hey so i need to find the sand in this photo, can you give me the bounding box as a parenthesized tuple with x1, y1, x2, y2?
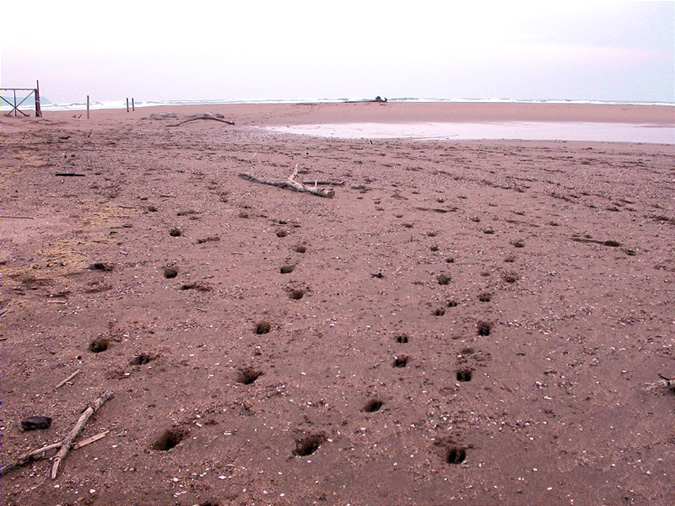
(1, 102, 674, 505)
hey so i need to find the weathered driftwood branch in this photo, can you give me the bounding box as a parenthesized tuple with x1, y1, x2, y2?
(72, 430, 110, 449)
(50, 391, 114, 479)
(0, 442, 62, 476)
(54, 369, 81, 390)
(301, 180, 345, 186)
(0, 430, 109, 477)
(239, 164, 335, 198)
(168, 114, 235, 127)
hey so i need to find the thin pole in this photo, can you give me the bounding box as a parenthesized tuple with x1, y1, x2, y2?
(86, 95, 90, 119)
(126, 97, 129, 112)
(35, 80, 42, 118)
(131, 98, 135, 112)
(13, 89, 17, 117)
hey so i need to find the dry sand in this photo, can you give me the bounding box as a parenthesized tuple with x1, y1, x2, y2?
(1, 102, 674, 505)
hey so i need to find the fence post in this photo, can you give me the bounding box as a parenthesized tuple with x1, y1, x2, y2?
(87, 95, 90, 119)
(35, 80, 42, 118)
(13, 89, 17, 117)
(126, 98, 129, 112)
(131, 98, 135, 112)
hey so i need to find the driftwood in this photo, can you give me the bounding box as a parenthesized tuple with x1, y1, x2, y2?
(51, 390, 114, 479)
(301, 180, 345, 186)
(239, 165, 335, 198)
(54, 173, 85, 177)
(54, 369, 81, 390)
(1, 441, 62, 476)
(72, 430, 110, 449)
(168, 114, 235, 127)
(0, 430, 109, 477)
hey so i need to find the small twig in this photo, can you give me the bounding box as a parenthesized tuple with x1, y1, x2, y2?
(0, 215, 34, 220)
(54, 369, 81, 390)
(54, 173, 85, 177)
(51, 391, 114, 479)
(73, 430, 109, 449)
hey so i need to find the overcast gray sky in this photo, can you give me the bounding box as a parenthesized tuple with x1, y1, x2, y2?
(1, 1, 673, 103)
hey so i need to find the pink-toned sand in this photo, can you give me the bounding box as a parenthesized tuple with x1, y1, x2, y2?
(1, 102, 674, 506)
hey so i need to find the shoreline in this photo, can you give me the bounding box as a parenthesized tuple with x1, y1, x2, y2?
(6, 101, 674, 127)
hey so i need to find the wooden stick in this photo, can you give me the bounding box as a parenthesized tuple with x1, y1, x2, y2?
(301, 180, 345, 186)
(168, 114, 235, 127)
(73, 430, 109, 449)
(50, 391, 114, 479)
(239, 164, 335, 198)
(0, 442, 62, 476)
(54, 369, 80, 390)
(35, 80, 42, 118)
(0, 215, 34, 219)
(0, 431, 109, 477)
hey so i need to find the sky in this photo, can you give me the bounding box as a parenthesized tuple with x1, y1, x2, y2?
(1, 0, 673, 103)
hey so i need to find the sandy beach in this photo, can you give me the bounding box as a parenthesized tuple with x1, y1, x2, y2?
(1, 102, 674, 505)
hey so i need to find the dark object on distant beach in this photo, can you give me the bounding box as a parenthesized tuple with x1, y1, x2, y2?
(374, 96, 388, 103)
(169, 228, 182, 237)
(21, 416, 52, 431)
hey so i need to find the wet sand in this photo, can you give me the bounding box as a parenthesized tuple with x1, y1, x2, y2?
(1, 102, 674, 505)
(268, 121, 675, 144)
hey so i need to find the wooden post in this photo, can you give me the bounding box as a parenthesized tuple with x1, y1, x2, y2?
(13, 89, 17, 117)
(131, 98, 135, 112)
(35, 80, 42, 118)
(86, 95, 90, 119)
(126, 98, 129, 112)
